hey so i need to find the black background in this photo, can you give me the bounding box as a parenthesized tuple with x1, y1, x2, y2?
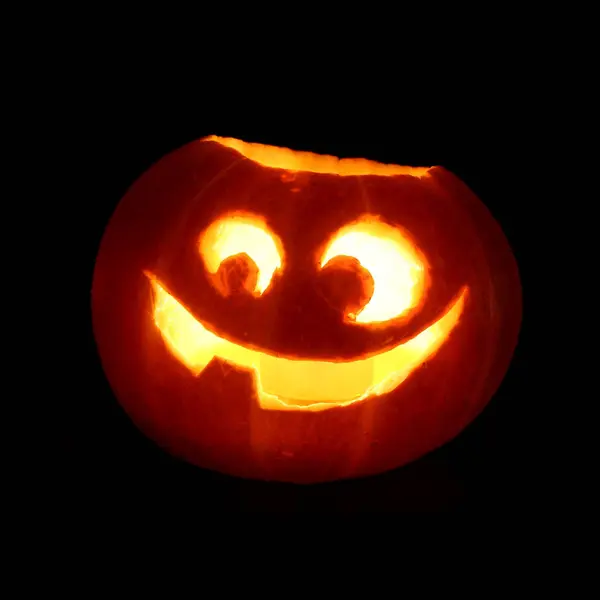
(61, 89, 535, 514)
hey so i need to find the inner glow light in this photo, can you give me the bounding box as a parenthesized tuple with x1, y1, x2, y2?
(147, 275, 467, 412)
(199, 214, 283, 295)
(321, 218, 426, 323)
(204, 136, 432, 177)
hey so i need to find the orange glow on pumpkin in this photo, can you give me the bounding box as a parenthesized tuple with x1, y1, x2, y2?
(92, 133, 522, 483)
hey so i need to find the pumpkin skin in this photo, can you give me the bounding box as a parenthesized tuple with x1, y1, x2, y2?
(91, 136, 521, 483)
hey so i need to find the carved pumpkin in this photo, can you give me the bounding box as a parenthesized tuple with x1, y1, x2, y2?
(92, 136, 521, 483)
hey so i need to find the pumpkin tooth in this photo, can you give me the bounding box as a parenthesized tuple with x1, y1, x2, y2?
(257, 354, 374, 405)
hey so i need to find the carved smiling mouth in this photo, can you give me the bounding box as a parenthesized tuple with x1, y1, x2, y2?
(147, 274, 468, 412)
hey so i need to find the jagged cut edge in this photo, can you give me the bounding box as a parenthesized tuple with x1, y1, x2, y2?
(204, 135, 432, 177)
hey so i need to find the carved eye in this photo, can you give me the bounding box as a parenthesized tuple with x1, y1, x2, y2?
(319, 217, 427, 323)
(199, 213, 284, 297)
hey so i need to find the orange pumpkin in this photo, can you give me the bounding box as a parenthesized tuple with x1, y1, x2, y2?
(91, 136, 521, 483)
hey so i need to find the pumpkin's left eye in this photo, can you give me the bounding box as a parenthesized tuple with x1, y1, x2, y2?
(199, 213, 284, 297)
(319, 218, 427, 323)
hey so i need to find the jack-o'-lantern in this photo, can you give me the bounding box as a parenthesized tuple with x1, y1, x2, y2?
(92, 136, 521, 483)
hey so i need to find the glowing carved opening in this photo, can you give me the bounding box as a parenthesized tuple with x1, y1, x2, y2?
(148, 275, 467, 411)
(204, 136, 431, 177)
(199, 213, 283, 295)
(320, 218, 427, 323)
